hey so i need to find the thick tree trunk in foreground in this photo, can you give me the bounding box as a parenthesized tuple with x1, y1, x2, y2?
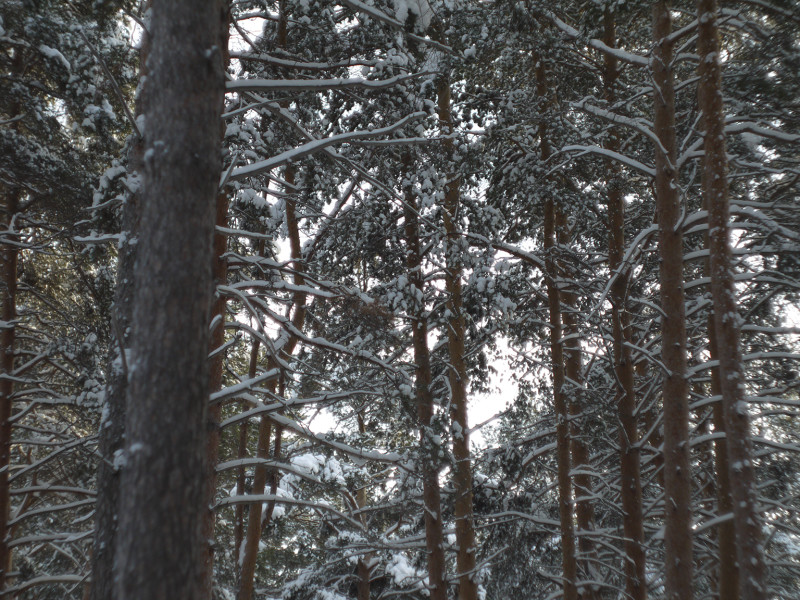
(697, 1, 768, 597)
(603, 9, 647, 600)
(536, 58, 578, 600)
(652, 4, 694, 600)
(0, 188, 19, 591)
(114, 1, 225, 598)
(402, 159, 447, 600)
(436, 70, 479, 600)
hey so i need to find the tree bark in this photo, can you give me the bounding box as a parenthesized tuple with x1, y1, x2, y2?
(652, 3, 694, 599)
(114, 0, 225, 598)
(436, 69, 479, 600)
(603, 9, 647, 600)
(536, 58, 578, 600)
(90, 8, 149, 595)
(697, 1, 767, 597)
(402, 155, 447, 600)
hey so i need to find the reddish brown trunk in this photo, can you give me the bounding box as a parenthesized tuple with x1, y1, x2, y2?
(652, 3, 694, 599)
(238, 165, 307, 600)
(402, 155, 447, 600)
(603, 9, 647, 600)
(436, 70, 479, 600)
(536, 59, 578, 600)
(697, 1, 767, 597)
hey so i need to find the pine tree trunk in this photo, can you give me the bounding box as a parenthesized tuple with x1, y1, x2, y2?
(536, 58, 578, 600)
(436, 69, 479, 600)
(402, 156, 447, 600)
(0, 187, 20, 591)
(238, 166, 305, 600)
(90, 8, 151, 596)
(697, 1, 767, 597)
(558, 215, 596, 600)
(114, 0, 225, 597)
(603, 9, 647, 600)
(652, 3, 694, 599)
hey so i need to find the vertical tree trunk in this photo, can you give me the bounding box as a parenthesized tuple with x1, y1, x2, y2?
(603, 8, 647, 600)
(238, 165, 306, 600)
(558, 214, 596, 600)
(355, 414, 372, 600)
(402, 155, 447, 600)
(90, 9, 151, 595)
(436, 69, 479, 600)
(652, 3, 694, 600)
(0, 187, 20, 591)
(697, 1, 767, 597)
(114, 0, 225, 598)
(536, 58, 578, 600)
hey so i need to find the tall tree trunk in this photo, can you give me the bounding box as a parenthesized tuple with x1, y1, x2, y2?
(0, 187, 20, 591)
(603, 8, 647, 600)
(652, 4, 694, 600)
(402, 155, 447, 600)
(355, 414, 372, 600)
(201, 6, 231, 593)
(90, 9, 150, 596)
(697, 1, 767, 597)
(114, 0, 225, 597)
(238, 165, 306, 600)
(558, 215, 596, 600)
(536, 59, 578, 600)
(436, 69, 479, 600)
(707, 316, 738, 600)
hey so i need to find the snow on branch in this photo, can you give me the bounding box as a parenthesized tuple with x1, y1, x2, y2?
(557, 145, 656, 178)
(228, 112, 428, 182)
(226, 72, 430, 93)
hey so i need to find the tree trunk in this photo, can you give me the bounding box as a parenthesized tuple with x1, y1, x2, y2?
(697, 1, 767, 597)
(238, 165, 306, 600)
(0, 187, 20, 591)
(536, 58, 578, 600)
(402, 155, 447, 600)
(558, 214, 596, 600)
(436, 69, 479, 600)
(90, 8, 150, 595)
(603, 8, 647, 600)
(113, 0, 225, 597)
(652, 3, 694, 599)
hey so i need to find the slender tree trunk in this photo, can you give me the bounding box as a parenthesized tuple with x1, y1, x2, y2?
(558, 215, 596, 600)
(114, 0, 225, 598)
(652, 4, 694, 599)
(90, 9, 151, 596)
(355, 414, 372, 600)
(238, 165, 306, 600)
(707, 316, 738, 600)
(436, 69, 479, 600)
(535, 58, 578, 600)
(402, 156, 447, 600)
(0, 188, 20, 591)
(697, 2, 767, 597)
(603, 9, 647, 600)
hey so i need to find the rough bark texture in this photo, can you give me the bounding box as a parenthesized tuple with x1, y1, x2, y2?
(90, 8, 152, 596)
(697, 1, 768, 597)
(402, 159, 447, 600)
(603, 9, 647, 600)
(652, 4, 694, 600)
(436, 70, 479, 600)
(114, 1, 225, 598)
(0, 188, 19, 590)
(537, 59, 578, 600)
